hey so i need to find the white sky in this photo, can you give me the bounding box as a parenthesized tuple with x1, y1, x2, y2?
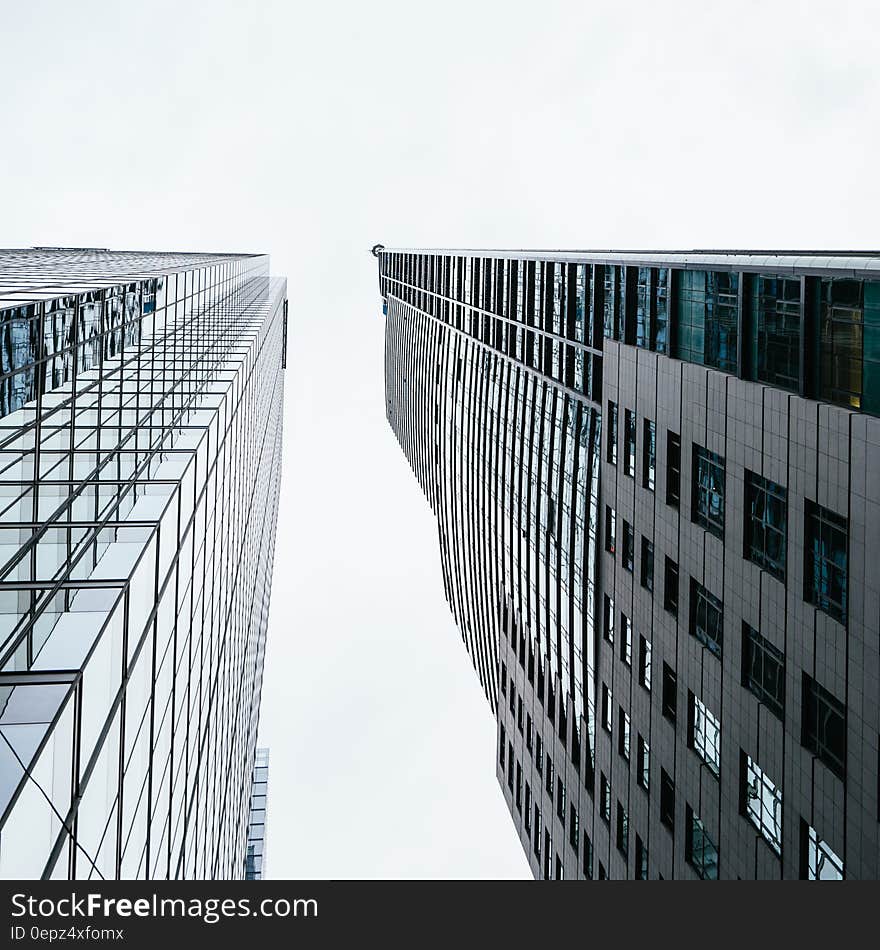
(1, 0, 878, 879)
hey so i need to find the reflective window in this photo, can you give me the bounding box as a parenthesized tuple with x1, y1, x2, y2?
(742, 752, 782, 854)
(803, 822, 844, 880)
(605, 505, 616, 554)
(689, 692, 721, 775)
(745, 471, 787, 581)
(641, 537, 654, 592)
(600, 772, 611, 822)
(616, 802, 629, 856)
(820, 278, 863, 409)
(686, 807, 719, 880)
(662, 663, 677, 722)
(663, 557, 679, 616)
(601, 683, 612, 732)
(624, 409, 636, 477)
(637, 734, 650, 790)
(753, 275, 800, 391)
(666, 431, 681, 508)
(742, 623, 785, 719)
(642, 419, 656, 491)
(620, 613, 632, 666)
(603, 594, 615, 644)
(638, 636, 652, 692)
(607, 401, 618, 465)
(802, 675, 846, 780)
(805, 500, 848, 625)
(622, 521, 634, 572)
(675, 270, 738, 372)
(660, 768, 675, 830)
(692, 444, 725, 538)
(618, 707, 631, 760)
(635, 835, 649, 880)
(690, 578, 723, 657)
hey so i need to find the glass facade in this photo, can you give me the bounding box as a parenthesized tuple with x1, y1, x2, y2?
(0, 249, 285, 879)
(245, 748, 269, 880)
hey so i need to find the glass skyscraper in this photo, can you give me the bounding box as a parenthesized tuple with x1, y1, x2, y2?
(376, 247, 880, 880)
(0, 248, 285, 879)
(245, 747, 269, 880)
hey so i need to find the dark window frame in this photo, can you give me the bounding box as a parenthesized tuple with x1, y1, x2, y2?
(744, 471, 787, 581)
(692, 444, 726, 539)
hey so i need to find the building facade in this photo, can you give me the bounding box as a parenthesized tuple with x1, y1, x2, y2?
(0, 248, 286, 879)
(377, 247, 880, 880)
(245, 747, 269, 880)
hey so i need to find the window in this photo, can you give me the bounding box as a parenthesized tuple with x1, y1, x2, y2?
(501, 662, 507, 695)
(525, 784, 532, 832)
(616, 802, 629, 856)
(507, 743, 514, 790)
(555, 855, 563, 881)
(744, 471, 787, 581)
(536, 734, 543, 774)
(663, 557, 679, 616)
(692, 445, 726, 538)
(662, 663, 677, 722)
(638, 636, 652, 691)
(601, 683, 612, 732)
(516, 762, 523, 811)
(604, 505, 616, 554)
(598, 862, 607, 880)
(742, 623, 785, 719)
(620, 613, 632, 666)
(802, 675, 846, 780)
(607, 400, 618, 464)
(637, 735, 650, 790)
(544, 831, 552, 879)
(643, 419, 656, 491)
(618, 707, 631, 760)
(583, 832, 593, 879)
(753, 275, 801, 392)
(517, 697, 524, 733)
(690, 578, 723, 657)
(509, 683, 515, 716)
(526, 714, 533, 751)
(569, 805, 579, 850)
(624, 409, 636, 477)
(622, 521, 634, 572)
(660, 768, 675, 830)
(546, 755, 554, 796)
(674, 270, 738, 372)
(820, 277, 864, 409)
(603, 594, 615, 643)
(600, 773, 611, 822)
(635, 835, 648, 879)
(805, 500, 848, 625)
(533, 807, 542, 857)
(640, 537, 654, 592)
(688, 692, 721, 776)
(686, 807, 719, 880)
(666, 431, 681, 507)
(742, 752, 782, 854)
(557, 777, 566, 821)
(499, 726, 506, 767)
(801, 821, 844, 880)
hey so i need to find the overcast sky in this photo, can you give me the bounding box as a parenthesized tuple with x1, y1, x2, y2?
(1, 0, 878, 879)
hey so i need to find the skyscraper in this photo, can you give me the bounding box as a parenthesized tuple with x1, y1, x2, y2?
(0, 248, 285, 879)
(376, 247, 880, 880)
(245, 747, 270, 880)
